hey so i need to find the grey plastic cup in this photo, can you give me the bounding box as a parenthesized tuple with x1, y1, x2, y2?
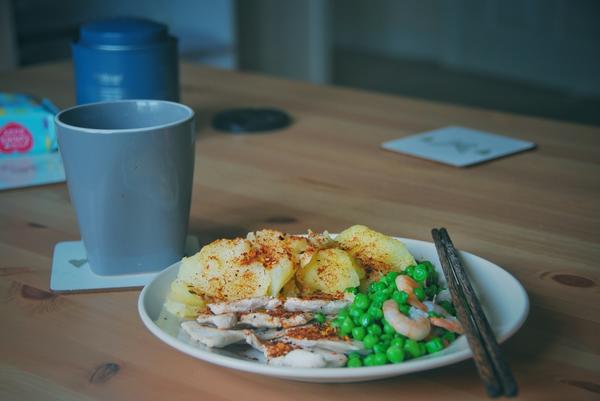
(55, 100, 195, 275)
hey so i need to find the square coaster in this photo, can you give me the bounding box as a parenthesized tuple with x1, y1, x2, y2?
(50, 235, 199, 293)
(381, 126, 536, 167)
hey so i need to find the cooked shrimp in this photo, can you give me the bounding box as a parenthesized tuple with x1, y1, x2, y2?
(423, 300, 464, 334)
(429, 316, 464, 334)
(395, 275, 427, 312)
(382, 300, 431, 341)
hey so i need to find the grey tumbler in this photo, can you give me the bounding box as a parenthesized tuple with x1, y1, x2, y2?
(55, 100, 195, 275)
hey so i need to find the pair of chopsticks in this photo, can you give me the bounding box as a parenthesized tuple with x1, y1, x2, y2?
(432, 228, 518, 398)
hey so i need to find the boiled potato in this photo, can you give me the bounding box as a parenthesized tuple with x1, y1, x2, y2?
(247, 229, 296, 296)
(296, 248, 364, 294)
(167, 279, 205, 306)
(281, 278, 300, 297)
(164, 280, 205, 318)
(178, 238, 271, 301)
(336, 225, 416, 284)
(288, 235, 317, 270)
(164, 298, 206, 318)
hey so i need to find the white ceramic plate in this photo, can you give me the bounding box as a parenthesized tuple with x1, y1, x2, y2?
(138, 237, 529, 383)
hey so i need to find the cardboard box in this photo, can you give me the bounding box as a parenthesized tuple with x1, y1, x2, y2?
(0, 93, 59, 157)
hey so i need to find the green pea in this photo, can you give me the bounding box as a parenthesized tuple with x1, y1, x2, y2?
(391, 337, 405, 348)
(425, 284, 439, 298)
(370, 281, 387, 293)
(405, 265, 416, 277)
(392, 290, 408, 305)
(379, 333, 393, 344)
(442, 331, 456, 343)
(359, 313, 373, 327)
(382, 286, 394, 297)
(367, 306, 384, 320)
(383, 320, 396, 335)
(419, 342, 427, 356)
(425, 337, 444, 354)
(371, 299, 383, 309)
(421, 261, 435, 275)
(386, 345, 405, 363)
(345, 286, 359, 294)
(330, 319, 340, 328)
(348, 352, 361, 359)
(398, 304, 411, 315)
(413, 286, 426, 301)
(413, 264, 429, 282)
(349, 305, 363, 319)
(363, 354, 376, 366)
(428, 311, 443, 318)
(337, 307, 350, 319)
(386, 271, 400, 282)
(373, 353, 388, 365)
(426, 268, 438, 286)
(362, 334, 379, 349)
(340, 317, 355, 336)
(314, 312, 326, 324)
(372, 292, 389, 304)
(373, 343, 387, 354)
(334, 314, 346, 326)
(347, 356, 363, 368)
(353, 293, 370, 310)
(367, 323, 383, 336)
(439, 300, 456, 316)
(404, 339, 424, 358)
(351, 326, 366, 341)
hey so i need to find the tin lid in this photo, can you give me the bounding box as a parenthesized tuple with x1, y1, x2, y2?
(79, 18, 168, 47)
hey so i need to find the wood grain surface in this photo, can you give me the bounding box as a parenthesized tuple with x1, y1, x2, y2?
(0, 61, 599, 400)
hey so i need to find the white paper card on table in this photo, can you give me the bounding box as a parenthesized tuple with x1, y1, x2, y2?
(50, 235, 200, 292)
(381, 126, 536, 167)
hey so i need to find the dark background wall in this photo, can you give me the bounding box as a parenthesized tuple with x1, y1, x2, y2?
(3, 0, 599, 126)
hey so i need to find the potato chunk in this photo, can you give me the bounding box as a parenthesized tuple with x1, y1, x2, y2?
(178, 238, 271, 301)
(296, 248, 364, 294)
(247, 229, 295, 296)
(335, 225, 416, 283)
(167, 279, 205, 306)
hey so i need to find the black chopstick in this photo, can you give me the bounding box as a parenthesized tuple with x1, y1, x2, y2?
(432, 228, 518, 398)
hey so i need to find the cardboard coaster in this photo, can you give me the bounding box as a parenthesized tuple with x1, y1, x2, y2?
(381, 126, 536, 167)
(50, 235, 199, 293)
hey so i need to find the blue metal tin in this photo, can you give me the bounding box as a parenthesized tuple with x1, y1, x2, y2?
(72, 18, 179, 104)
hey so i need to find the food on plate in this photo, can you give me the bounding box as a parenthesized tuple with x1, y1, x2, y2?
(330, 263, 463, 367)
(161, 226, 461, 368)
(296, 248, 365, 294)
(336, 225, 416, 287)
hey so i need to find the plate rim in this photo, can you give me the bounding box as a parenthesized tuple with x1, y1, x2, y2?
(138, 236, 529, 381)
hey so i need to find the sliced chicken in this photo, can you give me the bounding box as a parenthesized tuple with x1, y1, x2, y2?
(310, 348, 348, 367)
(283, 296, 352, 315)
(208, 296, 282, 314)
(269, 349, 329, 368)
(279, 324, 364, 353)
(196, 313, 238, 329)
(239, 312, 280, 328)
(182, 321, 281, 348)
(181, 321, 247, 347)
(280, 312, 314, 328)
(239, 311, 313, 329)
(245, 331, 346, 368)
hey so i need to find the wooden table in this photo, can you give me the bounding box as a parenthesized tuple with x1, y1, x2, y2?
(1, 62, 598, 401)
